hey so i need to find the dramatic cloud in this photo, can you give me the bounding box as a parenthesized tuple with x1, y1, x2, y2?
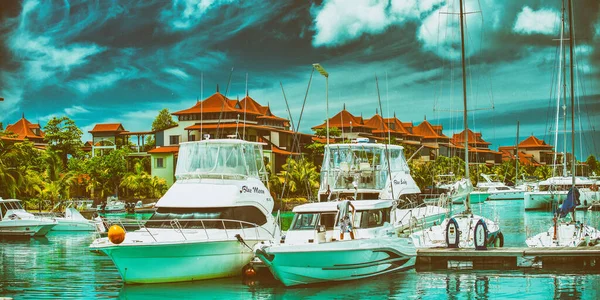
(71, 68, 139, 94)
(312, 0, 443, 47)
(163, 68, 191, 80)
(64, 105, 90, 116)
(513, 6, 559, 35)
(160, 0, 236, 31)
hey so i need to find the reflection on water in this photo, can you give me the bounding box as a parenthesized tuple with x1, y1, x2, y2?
(1, 202, 600, 299)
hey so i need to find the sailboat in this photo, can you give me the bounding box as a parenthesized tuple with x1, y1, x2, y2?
(410, 0, 503, 249)
(526, 0, 600, 247)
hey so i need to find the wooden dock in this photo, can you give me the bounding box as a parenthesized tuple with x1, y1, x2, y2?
(416, 247, 600, 271)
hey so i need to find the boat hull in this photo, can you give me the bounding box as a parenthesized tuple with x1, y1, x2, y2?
(487, 191, 525, 201)
(524, 192, 565, 210)
(256, 238, 416, 287)
(452, 193, 488, 204)
(100, 239, 258, 284)
(0, 221, 56, 237)
(52, 220, 97, 231)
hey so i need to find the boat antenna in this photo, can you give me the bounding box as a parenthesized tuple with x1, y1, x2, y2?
(459, 0, 471, 213)
(216, 67, 234, 138)
(376, 74, 395, 200)
(243, 73, 248, 140)
(567, 0, 576, 221)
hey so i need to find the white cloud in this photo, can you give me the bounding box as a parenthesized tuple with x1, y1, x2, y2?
(71, 68, 139, 94)
(312, 0, 443, 47)
(161, 0, 235, 31)
(64, 106, 90, 116)
(417, 1, 483, 60)
(163, 68, 190, 80)
(513, 6, 559, 35)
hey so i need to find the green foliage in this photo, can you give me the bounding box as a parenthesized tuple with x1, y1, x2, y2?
(120, 161, 167, 199)
(43, 116, 83, 165)
(152, 108, 178, 131)
(279, 157, 320, 200)
(313, 126, 341, 138)
(586, 155, 599, 175)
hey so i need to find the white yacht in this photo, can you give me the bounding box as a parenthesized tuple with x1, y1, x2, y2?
(526, 220, 600, 247)
(478, 174, 525, 201)
(524, 176, 597, 210)
(0, 198, 57, 237)
(97, 198, 126, 213)
(255, 200, 416, 287)
(52, 207, 105, 232)
(90, 139, 279, 284)
(318, 143, 447, 234)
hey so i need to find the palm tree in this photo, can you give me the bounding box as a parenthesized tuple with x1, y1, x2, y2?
(280, 158, 320, 200)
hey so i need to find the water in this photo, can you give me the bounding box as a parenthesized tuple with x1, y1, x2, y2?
(1, 202, 600, 299)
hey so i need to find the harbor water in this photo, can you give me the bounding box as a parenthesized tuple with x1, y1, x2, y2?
(2, 202, 600, 299)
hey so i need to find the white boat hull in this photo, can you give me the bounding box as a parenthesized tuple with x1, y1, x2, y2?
(524, 191, 565, 210)
(0, 221, 56, 237)
(487, 190, 525, 200)
(411, 214, 503, 249)
(256, 238, 416, 287)
(100, 239, 258, 284)
(52, 219, 98, 231)
(526, 223, 600, 247)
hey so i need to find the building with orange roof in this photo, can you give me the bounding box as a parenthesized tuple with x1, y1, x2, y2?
(411, 118, 452, 160)
(450, 129, 502, 164)
(88, 123, 153, 157)
(1, 114, 46, 148)
(154, 89, 312, 180)
(311, 105, 374, 141)
(498, 135, 561, 166)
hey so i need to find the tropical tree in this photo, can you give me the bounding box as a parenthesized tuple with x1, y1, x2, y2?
(152, 108, 178, 131)
(279, 158, 320, 200)
(121, 161, 167, 199)
(43, 116, 83, 166)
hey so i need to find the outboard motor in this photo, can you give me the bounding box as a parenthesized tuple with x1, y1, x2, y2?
(446, 218, 460, 248)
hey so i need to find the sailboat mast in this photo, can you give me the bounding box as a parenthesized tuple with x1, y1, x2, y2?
(458, 0, 471, 212)
(567, 0, 575, 189)
(515, 121, 520, 184)
(562, 0, 568, 178)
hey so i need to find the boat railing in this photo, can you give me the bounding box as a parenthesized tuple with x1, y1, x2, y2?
(96, 218, 275, 242)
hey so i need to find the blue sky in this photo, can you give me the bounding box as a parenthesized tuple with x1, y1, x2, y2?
(1, 0, 599, 159)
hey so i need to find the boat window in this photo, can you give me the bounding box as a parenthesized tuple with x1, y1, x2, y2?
(146, 206, 267, 229)
(337, 208, 390, 229)
(291, 213, 319, 230)
(319, 213, 337, 230)
(497, 187, 509, 191)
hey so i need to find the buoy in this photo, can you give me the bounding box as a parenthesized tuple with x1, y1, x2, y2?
(244, 267, 256, 277)
(108, 225, 126, 244)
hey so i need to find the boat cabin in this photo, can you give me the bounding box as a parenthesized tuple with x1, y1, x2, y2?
(319, 144, 411, 201)
(537, 176, 595, 192)
(176, 139, 268, 183)
(283, 200, 394, 244)
(0, 199, 27, 220)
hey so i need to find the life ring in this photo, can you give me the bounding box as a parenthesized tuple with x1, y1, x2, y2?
(494, 232, 504, 247)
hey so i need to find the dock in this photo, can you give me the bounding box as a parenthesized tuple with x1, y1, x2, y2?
(416, 247, 600, 271)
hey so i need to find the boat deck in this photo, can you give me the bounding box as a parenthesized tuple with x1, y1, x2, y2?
(416, 247, 600, 270)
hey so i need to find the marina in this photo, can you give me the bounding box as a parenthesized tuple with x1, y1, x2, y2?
(1, 0, 600, 298)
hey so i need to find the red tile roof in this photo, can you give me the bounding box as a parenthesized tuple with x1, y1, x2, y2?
(518, 135, 553, 149)
(451, 129, 491, 146)
(173, 92, 239, 115)
(148, 145, 180, 154)
(312, 109, 369, 130)
(364, 114, 391, 134)
(89, 123, 126, 133)
(412, 120, 448, 139)
(4, 117, 45, 141)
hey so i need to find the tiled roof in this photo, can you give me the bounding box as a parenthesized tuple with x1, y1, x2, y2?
(412, 120, 448, 139)
(451, 129, 491, 146)
(89, 123, 126, 133)
(312, 109, 369, 130)
(364, 114, 391, 133)
(518, 135, 553, 148)
(4, 117, 45, 141)
(173, 92, 239, 115)
(148, 145, 180, 154)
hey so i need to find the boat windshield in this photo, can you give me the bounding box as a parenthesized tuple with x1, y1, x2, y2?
(145, 206, 267, 228)
(320, 144, 408, 191)
(0, 201, 24, 213)
(176, 141, 266, 180)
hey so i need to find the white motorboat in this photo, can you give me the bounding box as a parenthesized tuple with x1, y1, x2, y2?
(0, 198, 57, 237)
(526, 220, 600, 247)
(410, 0, 502, 249)
(524, 176, 597, 210)
(318, 143, 447, 234)
(97, 198, 126, 213)
(52, 207, 106, 232)
(255, 200, 416, 287)
(90, 139, 278, 284)
(478, 174, 525, 201)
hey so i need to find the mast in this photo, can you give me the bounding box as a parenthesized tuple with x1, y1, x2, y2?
(552, 1, 565, 179)
(459, 0, 471, 212)
(562, 0, 568, 178)
(515, 121, 520, 184)
(567, 0, 576, 220)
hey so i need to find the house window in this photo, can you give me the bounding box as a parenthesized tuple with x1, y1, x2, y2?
(156, 158, 165, 168)
(189, 134, 196, 142)
(170, 135, 180, 145)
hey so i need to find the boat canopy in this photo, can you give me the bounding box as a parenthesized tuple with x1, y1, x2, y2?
(320, 144, 408, 191)
(292, 200, 393, 213)
(176, 139, 267, 180)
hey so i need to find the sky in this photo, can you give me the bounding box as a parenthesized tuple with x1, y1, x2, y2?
(1, 0, 599, 159)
